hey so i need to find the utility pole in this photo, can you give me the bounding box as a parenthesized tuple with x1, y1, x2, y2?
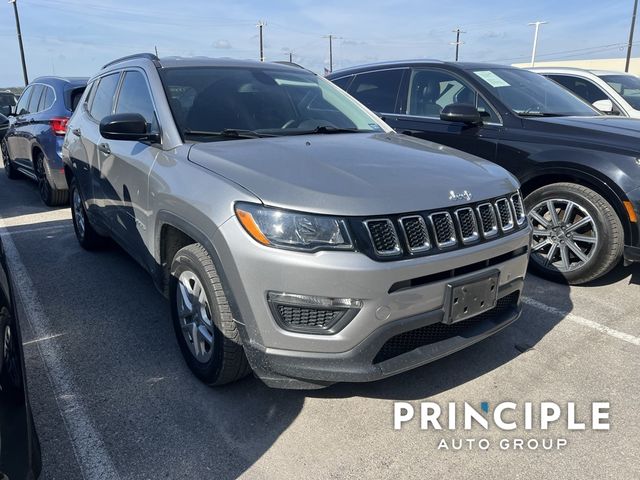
(626, 0, 638, 72)
(9, 0, 29, 86)
(155, 45, 159, 57)
(450, 28, 465, 61)
(528, 20, 548, 67)
(257, 20, 266, 62)
(284, 51, 294, 63)
(323, 34, 341, 73)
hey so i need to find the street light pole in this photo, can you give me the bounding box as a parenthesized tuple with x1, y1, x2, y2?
(625, 0, 638, 72)
(528, 20, 548, 67)
(9, 0, 29, 86)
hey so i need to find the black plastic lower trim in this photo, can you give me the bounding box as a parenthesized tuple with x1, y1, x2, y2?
(624, 244, 640, 264)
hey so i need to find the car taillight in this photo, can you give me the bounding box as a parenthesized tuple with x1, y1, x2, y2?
(50, 117, 69, 136)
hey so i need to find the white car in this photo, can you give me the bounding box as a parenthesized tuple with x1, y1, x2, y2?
(530, 67, 640, 118)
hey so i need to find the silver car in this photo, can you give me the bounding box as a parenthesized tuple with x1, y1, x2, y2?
(62, 54, 531, 389)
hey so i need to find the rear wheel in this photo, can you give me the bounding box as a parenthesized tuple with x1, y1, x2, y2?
(70, 177, 107, 250)
(525, 182, 623, 284)
(170, 243, 251, 386)
(34, 151, 68, 206)
(1, 139, 19, 180)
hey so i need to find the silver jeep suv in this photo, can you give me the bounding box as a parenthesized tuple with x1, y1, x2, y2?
(63, 54, 531, 389)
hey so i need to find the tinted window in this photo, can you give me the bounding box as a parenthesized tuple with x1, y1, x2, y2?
(115, 71, 158, 130)
(90, 73, 120, 121)
(15, 87, 31, 115)
(331, 76, 353, 91)
(67, 87, 86, 111)
(407, 69, 499, 122)
(347, 69, 404, 113)
(161, 67, 383, 141)
(547, 75, 608, 104)
(599, 74, 640, 110)
(38, 86, 55, 111)
(472, 68, 598, 117)
(27, 85, 44, 114)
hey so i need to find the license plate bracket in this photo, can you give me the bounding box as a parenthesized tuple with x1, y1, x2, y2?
(444, 271, 500, 324)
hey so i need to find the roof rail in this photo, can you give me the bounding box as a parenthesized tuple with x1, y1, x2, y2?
(102, 53, 160, 69)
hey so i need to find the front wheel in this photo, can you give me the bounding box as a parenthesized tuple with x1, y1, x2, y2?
(170, 243, 251, 386)
(1, 139, 19, 180)
(525, 182, 623, 285)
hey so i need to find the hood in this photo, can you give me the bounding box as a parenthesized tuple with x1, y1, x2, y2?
(188, 132, 518, 216)
(525, 115, 640, 152)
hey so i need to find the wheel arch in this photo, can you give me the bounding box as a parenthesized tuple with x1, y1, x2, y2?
(520, 167, 635, 247)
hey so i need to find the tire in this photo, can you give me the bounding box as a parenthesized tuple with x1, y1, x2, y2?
(170, 243, 251, 386)
(525, 182, 623, 285)
(1, 139, 19, 180)
(70, 177, 107, 250)
(34, 151, 68, 206)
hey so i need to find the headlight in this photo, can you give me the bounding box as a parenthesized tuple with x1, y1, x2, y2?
(235, 202, 353, 252)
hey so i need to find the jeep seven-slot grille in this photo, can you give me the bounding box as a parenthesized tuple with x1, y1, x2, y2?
(358, 194, 525, 260)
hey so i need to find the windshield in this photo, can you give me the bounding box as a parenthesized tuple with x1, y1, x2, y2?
(160, 66, 386, 141)
(599, 74, 640, 110)
(472, 68, 599, 117)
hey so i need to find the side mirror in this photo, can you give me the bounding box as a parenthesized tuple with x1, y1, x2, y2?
(592, 99, 614, 114)
(100, 113, 159, 142)
(440, 103, 482, 125)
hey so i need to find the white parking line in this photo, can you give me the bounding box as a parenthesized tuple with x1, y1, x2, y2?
(522, 296, 640, 346)
(0, 219, 121, 480)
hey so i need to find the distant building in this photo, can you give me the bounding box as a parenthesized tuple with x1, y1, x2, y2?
(512, 57, 640, 75)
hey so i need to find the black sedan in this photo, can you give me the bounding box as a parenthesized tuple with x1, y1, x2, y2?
(0, 188, 41, 478)
(328, 62, 640, 284)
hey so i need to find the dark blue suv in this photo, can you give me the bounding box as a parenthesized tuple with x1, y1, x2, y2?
(2, 77, 87, 206)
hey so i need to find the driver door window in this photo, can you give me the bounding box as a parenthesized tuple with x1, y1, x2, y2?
(407, 69, 499, 123)
(115, 71, 159, 132)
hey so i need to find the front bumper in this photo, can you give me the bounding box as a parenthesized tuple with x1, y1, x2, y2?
(213, 217, 531, 388)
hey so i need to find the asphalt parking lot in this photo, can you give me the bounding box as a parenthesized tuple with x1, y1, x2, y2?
(0, 160, 638, 479)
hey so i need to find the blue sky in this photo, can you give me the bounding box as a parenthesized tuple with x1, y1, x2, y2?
(0, 0, 637, 86)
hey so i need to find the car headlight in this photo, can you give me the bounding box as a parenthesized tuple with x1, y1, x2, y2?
(235, 202, 353, 252)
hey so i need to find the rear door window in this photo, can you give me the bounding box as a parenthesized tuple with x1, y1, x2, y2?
(38, 86, 55, 111)
(347, 69, 405, 113)
(27, 85, 44, 114)
(89, 73, 120, 122)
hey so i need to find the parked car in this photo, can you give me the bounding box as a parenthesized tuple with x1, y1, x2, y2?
(531, 67, 640, 118)
(0, 113, 8, 142)
(2, 77, 87, 206)
(328, 61, 640, 284)
(0, 236, 42, 479)
(0, 91, 16, 117)
(63, 54, 530, 389)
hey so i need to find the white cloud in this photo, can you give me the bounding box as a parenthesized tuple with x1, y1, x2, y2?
(213, 39, 233, 49)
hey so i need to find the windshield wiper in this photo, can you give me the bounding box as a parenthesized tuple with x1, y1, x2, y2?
(518, 112, 569, 117)
(183, 128, 274, 139)
(283, 125, 366, 135)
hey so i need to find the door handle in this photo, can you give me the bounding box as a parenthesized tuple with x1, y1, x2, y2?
(71, 128, 82, 137)
(98, 143, 111, 155)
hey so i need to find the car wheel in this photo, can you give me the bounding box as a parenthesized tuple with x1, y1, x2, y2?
(70, 177, 107, 250)
(525, 182, 623, 284)
(1, 139, 19, 180)
(34, 151, 68, 206)
(170, 243, 251, 386)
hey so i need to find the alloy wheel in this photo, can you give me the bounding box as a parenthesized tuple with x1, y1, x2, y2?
(72, 188, 85, 240)
(176, 270, 214, 363)
(529, 198, 598, 273)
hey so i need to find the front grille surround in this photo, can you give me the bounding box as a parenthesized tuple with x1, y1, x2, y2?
(495, 198, 514, 232)
(355, 192, 527, 261)
(454, 207, 480, 244)
(364, 219, 401, 256)
(399, 215, 431, 253)
(510, 193, 526, 225)
(429, 212, 457, 248)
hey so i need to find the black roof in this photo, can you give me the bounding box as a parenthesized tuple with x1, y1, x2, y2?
(328, 60, 513, 77)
